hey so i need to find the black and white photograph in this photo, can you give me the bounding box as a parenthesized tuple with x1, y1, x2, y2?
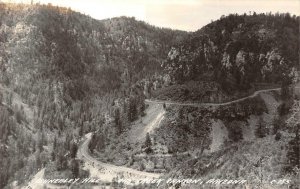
(0, 0, 299, 188)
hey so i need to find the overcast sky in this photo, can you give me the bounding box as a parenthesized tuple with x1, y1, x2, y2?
(3, 0, 300, 31)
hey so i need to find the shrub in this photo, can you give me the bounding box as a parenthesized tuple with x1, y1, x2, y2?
(275, 132, 281, 141)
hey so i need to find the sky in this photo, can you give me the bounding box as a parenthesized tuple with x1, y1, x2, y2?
(2, 0, 300, 31)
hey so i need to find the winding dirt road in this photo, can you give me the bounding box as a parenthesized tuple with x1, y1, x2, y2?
(77, 133, 161, 183)
(78, 86, 300, 185)
(145, 87, 289, 107)
(26, 85, 299, 188)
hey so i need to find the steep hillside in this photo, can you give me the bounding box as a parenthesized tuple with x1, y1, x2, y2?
(158, 13, 299, 102)
(0, 3, 187, 100)
(0, 3, 299, 188)
(153, 89, 299, 189)
(102, 16, 187, 77)
(0, 3, 187, 188)
(0, 84, 44, 188)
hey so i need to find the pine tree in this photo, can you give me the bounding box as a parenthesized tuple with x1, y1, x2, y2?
(178, 108, 184, 121)
(0, 107, 9, 142)
(273, 116, 285, 134)
(0, 92, 3, 104)
(114, 108, 122, 134)
(56, 150, 67, 171)
(64, 134, 72, 150)
(79, 121, 84, 137)
(37, 129, 44, 152)
(15, 107, 23, 124)
(50, 136, 57, 161)
(140, 101, 146, 116)
(145, 133, 152, 147)
(35, 151, 42, 169)
(70, 142, 78, 159)
(255, 117, 268, 138)
(51, 151, 55, 161)
(88, 133, 97, 153)
(96, 133, 105, 151)
(128, 97, 137, 122)
(70, 159, 79, 178)
(144, 132, 153, 154)
(285, 130, 299, 173)
(285, 101, 300, 173)
(281, 78, 291, 100)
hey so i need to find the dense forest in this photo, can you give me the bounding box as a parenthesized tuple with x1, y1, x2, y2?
(0, 3, 187, 187)
(160, 12, 299, 102)
(0, 2, 299, 188)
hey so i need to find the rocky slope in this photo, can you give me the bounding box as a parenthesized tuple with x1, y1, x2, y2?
(153, 90, 299, 189)
(159, 13, 299, 102)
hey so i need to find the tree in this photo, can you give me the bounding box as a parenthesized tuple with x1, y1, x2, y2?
(114, 108, 122, 134)
(255, 117, 268, 138)
(88, 133, 97, 153)
(278, 101, 292, 116)
(96, 133, 105, 151)
(178, 108, 185, 124)
(79, 121, 84, 137)
(286, 100, 300, 132)
(275, 132, 281, 141)
(285, 130, 299, 173)
(0, 92, 3, 104)
(145, 133, 152, 147)
(144, 133, 153, 154)
(281, 79, 291, 100)
(51, 151, 55, 161)
(70, 159, 79, 178)
(0, 107, 10, 142)
(37, 130, 45, 152)
(128, 97, 138, 122)
(272, 116, 285, 134)
(56, 151, 67, 171)
(64, 133, 72, 150)
(53, 136, 57, 151)
(285, 100, 300, 173)
(15, 108, 23, 124)
(70, 142, 78, 159)
(140, 101, 146, 116)
(35, 151, 42, 169)
(6, 92, 12, 106)
(51, 136, 57, 161)
(227, 121, 243, 142)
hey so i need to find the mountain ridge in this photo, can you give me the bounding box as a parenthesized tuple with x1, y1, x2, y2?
(0, 3, 299, 188)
